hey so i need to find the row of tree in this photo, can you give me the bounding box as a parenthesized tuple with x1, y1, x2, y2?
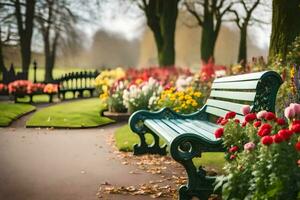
(1, 0, 300, 82)
(138, 0, 300, 67)
(0, 0, 82, 82)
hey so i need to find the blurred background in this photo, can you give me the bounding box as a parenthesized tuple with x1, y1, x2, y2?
(0, 0, 271, 72)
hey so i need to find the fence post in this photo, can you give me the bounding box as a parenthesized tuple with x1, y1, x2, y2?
(33, 60, 37, 83)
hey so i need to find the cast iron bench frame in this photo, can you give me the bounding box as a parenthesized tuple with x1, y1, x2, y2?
(129, 71, 283, 200)
(55, 71, 98, 100)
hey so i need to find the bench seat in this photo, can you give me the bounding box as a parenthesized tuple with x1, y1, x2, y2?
(129, 71, 283, 200)
(145, 118, 221, 146)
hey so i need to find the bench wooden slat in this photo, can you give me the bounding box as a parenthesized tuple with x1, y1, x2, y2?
(205, 106, 244, 121)
(206, 99, 247, 115)
(169, 119, 219, 143)
(172, 119, 218, 134)
(210, 90, 256, 101)
(145, 119, 177, 142)
(184, 119, 220, 132)
(211, 80, 258, 90)
(162, 119, 217, 143)
(214, 71, 266, 83)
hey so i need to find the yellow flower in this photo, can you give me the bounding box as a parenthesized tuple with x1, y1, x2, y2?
(193, 92, 201, 97)
(192, 102, 198, 107)
(135, 78, 143, 85)
(102, 85, 108, 92)
(179, 96, 184, 101)
(185, 95, 192, 100)
(186, 99, 191, 105)
(290, 66, 295, 78)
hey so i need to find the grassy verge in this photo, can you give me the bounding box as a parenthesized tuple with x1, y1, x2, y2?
(26, 98, 113, 128)
(0, 103, 36, 126)
(115, 125, 225, 172)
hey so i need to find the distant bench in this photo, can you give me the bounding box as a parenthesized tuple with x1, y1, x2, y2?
(129, 71, 283, 200)
(55, 71, 99, 100)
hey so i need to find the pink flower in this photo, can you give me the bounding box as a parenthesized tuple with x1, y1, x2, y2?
(244, 142, 255, 151)
(257, 110, 267, 119)
(285, 106, 295, 119)
(290, 103, 300, 115)
(241, 105, 251, 115)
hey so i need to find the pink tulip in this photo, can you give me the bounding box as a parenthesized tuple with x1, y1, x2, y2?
(284, 106, 295, 119)
(290, 103, 300, 116)
(257, 110, 267, 119)
(241, 105, 251, 115)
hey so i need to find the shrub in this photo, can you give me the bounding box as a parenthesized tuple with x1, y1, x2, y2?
(123, 77, 162, 113)
(215, 105, 300, 200)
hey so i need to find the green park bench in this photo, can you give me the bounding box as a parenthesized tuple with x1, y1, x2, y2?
(128, 71, 283, 200)
(55, 71, 99, 100)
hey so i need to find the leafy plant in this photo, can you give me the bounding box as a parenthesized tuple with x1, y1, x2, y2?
(214, 105, 300, 200)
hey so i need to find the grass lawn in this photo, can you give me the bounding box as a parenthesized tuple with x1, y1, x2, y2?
(115, 125, 225, 172)
(26, 98, 113, 128)
(0, 103, 36, 126)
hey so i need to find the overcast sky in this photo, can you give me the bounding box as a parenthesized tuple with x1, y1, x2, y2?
(79, 1, 272, 49)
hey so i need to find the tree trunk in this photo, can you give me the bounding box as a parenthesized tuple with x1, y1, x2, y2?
(145, 0, 178, 67)
(44, 56, 53, 82)
(15, 0, 36, 79)
(0, 31, 6, 73)
(201, 10, 217, 62)
(269, 0, 300, 60)
(158, 0, 178, 66)
(44, 31, 59, 82)
(238, 25, 247, 67)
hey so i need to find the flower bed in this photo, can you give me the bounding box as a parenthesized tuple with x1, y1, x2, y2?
(95, 67, 209, 114)
(8, 80, 58, 103)
(214, 105, 300, 199)
(0, 83, 8, 95)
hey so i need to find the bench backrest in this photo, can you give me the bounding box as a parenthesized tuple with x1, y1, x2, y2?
(205, 71, 283, 121)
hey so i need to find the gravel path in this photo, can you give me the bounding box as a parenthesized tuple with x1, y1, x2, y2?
(0, 110, 181, 200)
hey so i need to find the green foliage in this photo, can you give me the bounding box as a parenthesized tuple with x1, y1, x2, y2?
(26, 98, 113, 128)
(0, 103, 35, 126)
(268, 36, 300, 116)
(216, 115, 300, 200)
(287, 36, 300, 66)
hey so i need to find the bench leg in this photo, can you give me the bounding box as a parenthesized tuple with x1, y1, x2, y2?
(133, 130, 167, 156)
(170, 136, 219, 200)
